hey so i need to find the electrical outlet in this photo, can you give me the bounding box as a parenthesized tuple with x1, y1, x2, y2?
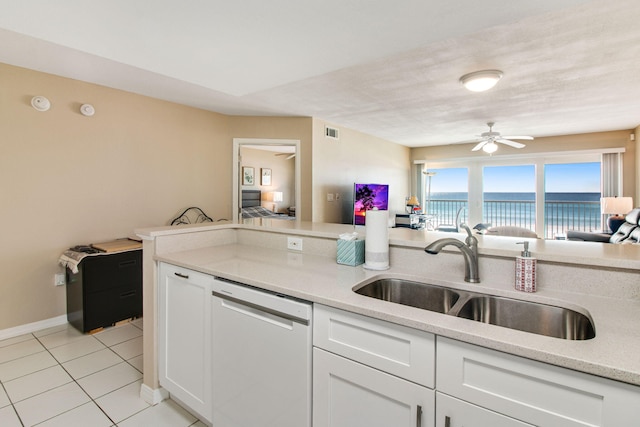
(327, 193, 334, 202)
(287, 236, 303, 251)
(54, 273, 66, 286)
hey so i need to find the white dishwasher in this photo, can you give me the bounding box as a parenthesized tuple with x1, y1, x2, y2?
(211, 277, 312, 427)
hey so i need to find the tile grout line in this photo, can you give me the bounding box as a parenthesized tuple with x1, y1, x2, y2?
(30, 331, 119, 427)
(1, 322, 146, 427)
(0, 342, 28, 427)
(73, 324, 147, 427)
(29, 323, 144, 426)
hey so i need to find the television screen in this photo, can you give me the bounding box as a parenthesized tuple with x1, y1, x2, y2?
(354, 183, 389, 225)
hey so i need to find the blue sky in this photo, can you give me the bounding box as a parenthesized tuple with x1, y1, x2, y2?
(429, 163, 601, 193)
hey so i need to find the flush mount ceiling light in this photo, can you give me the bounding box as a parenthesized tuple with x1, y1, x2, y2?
(31, 96, 51, 112)
(460, 70, 503, 92)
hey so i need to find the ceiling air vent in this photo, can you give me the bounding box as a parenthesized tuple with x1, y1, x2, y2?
(325, 126, 339, 140)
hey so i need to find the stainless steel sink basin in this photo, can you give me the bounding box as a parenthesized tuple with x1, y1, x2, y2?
(354, 278, 460, 314)
(354, 278, 596, 340)
(456, 295, 595, 340)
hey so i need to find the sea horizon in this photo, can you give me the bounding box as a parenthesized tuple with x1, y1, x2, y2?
(430, 192, 601, 202)
(427, 192, 602, 236)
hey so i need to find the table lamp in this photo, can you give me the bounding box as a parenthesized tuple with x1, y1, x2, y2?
(272, 191, 283, 212)
(406, 196, 421, 214)
(601, 197, 633, 233)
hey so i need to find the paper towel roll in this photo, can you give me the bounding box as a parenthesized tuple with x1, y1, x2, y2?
(364, 209, 390, 270)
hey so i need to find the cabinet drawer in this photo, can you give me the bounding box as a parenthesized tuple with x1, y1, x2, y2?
(314, 304, 435, 388)
(437, 337, 640, 426)
(82, 250, 142, 293)
(84, 284, 142, 331)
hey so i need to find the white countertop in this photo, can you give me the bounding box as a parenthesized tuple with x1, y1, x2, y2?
(155, 238, 640, 387)
(140, 219, 640, 270)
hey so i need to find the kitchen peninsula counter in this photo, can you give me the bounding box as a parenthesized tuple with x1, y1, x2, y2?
(139, 221, 640, 388)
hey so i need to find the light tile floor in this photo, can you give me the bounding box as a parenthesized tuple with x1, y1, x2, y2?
(0, 319, 204, 427)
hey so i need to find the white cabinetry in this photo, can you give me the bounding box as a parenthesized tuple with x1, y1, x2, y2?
(313, 304, 435, 427)
(158, 263, 213, 423)
(155, 260, 639, 427)
(437, 337, 640, 426)
(436, 393, 533, 427)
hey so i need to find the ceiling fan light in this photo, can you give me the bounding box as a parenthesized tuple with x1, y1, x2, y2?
(482, 141, 499, 153)
(460, 70, 503, 92)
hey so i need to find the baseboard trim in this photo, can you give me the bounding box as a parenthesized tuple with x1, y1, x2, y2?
(140, 383, 169, 405)
(0, 315, 68, 341)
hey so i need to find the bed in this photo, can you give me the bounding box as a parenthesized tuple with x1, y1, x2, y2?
(242, 190, 294, 220)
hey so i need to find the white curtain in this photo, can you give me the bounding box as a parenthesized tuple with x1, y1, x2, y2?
(601, 152, 623, 197)
(601, 152, 624, 227)
(414, 163, 425, 207)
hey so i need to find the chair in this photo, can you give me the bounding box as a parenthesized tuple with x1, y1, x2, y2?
(622, 227, 640, 244)
(567, 208, 640, 243)
(436, 206, 466, 232)
(484, 226, 538, 238)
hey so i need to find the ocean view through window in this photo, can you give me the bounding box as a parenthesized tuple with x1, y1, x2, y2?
(425, 162, 602, 238)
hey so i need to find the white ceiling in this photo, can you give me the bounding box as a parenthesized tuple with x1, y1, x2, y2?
(1, 0, 638, 147)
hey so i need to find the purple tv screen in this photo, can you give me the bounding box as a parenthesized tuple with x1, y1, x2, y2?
(353, 183, 389, 225)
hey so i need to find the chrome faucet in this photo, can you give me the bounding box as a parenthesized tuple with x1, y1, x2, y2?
(424, 224, 480, 283)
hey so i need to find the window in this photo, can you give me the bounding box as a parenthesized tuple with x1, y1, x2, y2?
(482, 165, 536, 231)
(425, 167, 468, 226)
(421, 149, 619, 239)
(544, 162, 601, 237)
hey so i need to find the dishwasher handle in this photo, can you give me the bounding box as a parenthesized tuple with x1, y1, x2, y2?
(212, 290, 309, 326)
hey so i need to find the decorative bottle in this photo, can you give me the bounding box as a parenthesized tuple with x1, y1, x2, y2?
(515, 241, 537, 292)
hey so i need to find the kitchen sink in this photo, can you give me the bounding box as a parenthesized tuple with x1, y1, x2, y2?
(456, 295, 596, 340)
(354, 278, 460, 314)
(354, 278, 595, 340)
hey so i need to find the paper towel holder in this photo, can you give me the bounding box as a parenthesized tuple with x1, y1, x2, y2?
(363, 208, 390, 271)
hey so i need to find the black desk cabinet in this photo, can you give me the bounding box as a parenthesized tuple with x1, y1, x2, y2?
(66, 249, 143, 332)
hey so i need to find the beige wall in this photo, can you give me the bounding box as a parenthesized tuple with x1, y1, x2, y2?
(240, 147, 295, 212)
(228, 116, 313, 220)
(411, 130, 637, 200)
(2, 63, 409, 331)
(0, 63, 235, 330)
(312, 119, 411, 223)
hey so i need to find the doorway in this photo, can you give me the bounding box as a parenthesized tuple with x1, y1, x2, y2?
(232, 138, 301, 223)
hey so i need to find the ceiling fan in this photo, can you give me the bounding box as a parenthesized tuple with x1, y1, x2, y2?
(471, 122, 533, 153)
(275, 152, 295, 160)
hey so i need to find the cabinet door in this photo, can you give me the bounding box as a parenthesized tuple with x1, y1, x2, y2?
(158, 263, 212, 423)
(436, 393, 533, 427)
(437, 337, 640, 426)
(313, 347, 434, 427)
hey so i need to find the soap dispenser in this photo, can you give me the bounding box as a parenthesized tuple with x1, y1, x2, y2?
(515, 241, 537, 292)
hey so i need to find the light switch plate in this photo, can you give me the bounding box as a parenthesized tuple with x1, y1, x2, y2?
(54, 273, 66, 286)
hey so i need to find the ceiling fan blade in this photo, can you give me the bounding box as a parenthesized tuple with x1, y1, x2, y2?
(502, 135, 534, 140)
(497, 138, 526, 149)
(471, 140, 488, 151)
(275, 152, 296, 159)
